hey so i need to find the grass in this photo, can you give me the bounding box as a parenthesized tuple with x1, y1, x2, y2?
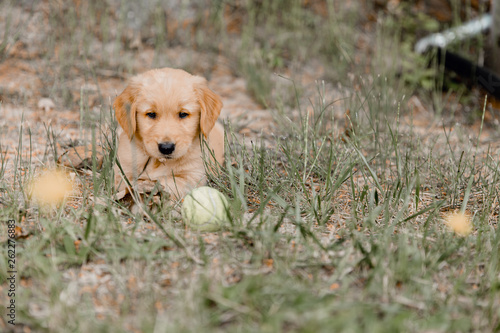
(1, 0, 500, 332)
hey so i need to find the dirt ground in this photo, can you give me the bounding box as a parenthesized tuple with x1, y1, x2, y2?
(2, 1, 500, 331)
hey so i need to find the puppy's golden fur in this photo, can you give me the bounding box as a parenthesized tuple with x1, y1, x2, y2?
(113, 68, 224, 200)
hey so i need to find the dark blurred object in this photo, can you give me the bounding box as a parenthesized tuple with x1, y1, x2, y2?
(437, 48, 500, 100)
(485, 1, 500, 75)
(415, 0, 500, 100)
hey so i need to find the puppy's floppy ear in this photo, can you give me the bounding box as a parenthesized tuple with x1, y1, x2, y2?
(195, 79, 223, 137)
(113, 82, 139, 139)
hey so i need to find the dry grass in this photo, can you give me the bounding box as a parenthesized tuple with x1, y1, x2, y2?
(0, 1, 500, 332)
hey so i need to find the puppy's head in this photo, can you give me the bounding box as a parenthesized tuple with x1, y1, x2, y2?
(113, 68, 223, 161)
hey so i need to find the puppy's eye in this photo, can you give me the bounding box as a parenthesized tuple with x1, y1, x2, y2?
(179, 112, 189, 119)
(146, 112, 157, 119)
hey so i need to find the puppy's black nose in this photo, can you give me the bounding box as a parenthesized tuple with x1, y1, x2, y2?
(158, 142, 175, 155)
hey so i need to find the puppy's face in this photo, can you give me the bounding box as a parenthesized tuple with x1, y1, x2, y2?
(114, 68, 222, 161)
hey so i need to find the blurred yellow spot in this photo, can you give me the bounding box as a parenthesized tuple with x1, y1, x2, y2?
(329, 282, 340, 290)
(30, 169, 74, 207)
(444, 211, 472, 237)
(264, 259, 274, 268)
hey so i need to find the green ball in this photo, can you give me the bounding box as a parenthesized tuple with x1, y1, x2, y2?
(181, 186, 229, 232)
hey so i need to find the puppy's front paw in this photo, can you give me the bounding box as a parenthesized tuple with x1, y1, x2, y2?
(115, 180, 165, 201)
(135, 180, 164, 194)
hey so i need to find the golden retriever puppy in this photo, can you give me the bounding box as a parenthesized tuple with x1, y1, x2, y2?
(113, 68, 224, 200)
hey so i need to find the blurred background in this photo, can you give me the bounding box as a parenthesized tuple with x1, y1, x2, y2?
(0, 0, 495, 124)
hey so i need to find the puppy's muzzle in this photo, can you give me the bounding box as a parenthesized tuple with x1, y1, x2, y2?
(158, 142, 175, 156)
